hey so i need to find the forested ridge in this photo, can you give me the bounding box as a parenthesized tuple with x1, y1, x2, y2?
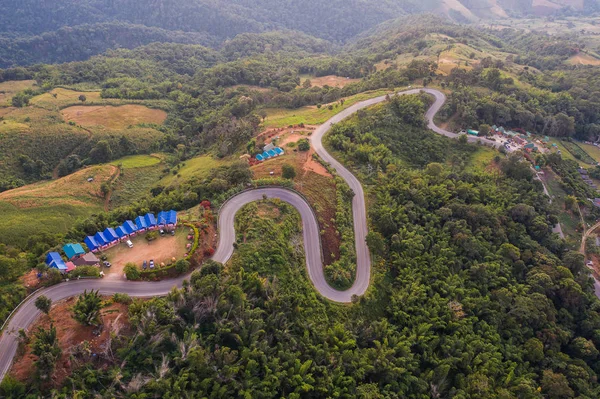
(2, 0, 600, 67)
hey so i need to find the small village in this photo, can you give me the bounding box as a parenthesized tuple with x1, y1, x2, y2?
(43, 210, 182, 277)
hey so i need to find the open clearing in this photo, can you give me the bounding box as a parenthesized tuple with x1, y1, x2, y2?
(10, 298, 130, 387)
(301, 75, 360, 88)
(102, 229, 189, 278)
(160, 155, 230, 186)
(0, 80, 36, 106)
(111, 154, 161, 169)
(0, 165, 116, 207)
(567, 53, 600, 66)
(263, 89, 391, 128)
(0, 165, 114, 246)
(109, 155, 164, 209)
(30, 88, 104, 109)
(61, 104, 167, 129)
(578, 143, 600, 163)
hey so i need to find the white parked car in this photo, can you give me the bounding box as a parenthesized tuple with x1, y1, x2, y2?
(126, 240, 133, 248)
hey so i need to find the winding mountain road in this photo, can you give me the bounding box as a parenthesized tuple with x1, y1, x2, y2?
(0, 88, 497, 382)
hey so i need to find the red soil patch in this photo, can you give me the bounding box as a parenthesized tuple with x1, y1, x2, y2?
(19, 270, 43, 292)
(251, 151, 340, 265)
(568, 53, 600, 66)
(303, 75, 360, 88)
(258, 126, 329, 177)
(10, 298, 131, 388)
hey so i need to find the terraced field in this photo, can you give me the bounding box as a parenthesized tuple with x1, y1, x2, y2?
(61, 104, 167, 129)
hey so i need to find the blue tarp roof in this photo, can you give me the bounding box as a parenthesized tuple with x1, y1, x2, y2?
(256, 154, 264, 161)
(115, 226, 128, 238)
(261, 152, 271, 159)
(158, 210, 177, 225)
(103, 227, 118, 242)
(94, 232, 108, 246)
(50, 259, 67, 271)
(46, 252, 62, 265)
(145, 213, 157, 227)
(135, 216, 148, 230)
(123, 220, 138, 234)
(267, 149, 277, 157)
(63, 243, 85, 259)
(274, 147, 284, 155)
(85, 236, 98, 251)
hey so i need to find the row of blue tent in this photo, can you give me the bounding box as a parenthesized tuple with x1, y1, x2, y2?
(84, 210, 177, 251)
(255, 147, 284, 162)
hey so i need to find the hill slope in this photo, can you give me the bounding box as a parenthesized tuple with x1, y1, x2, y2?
(0, 0, 598, 67)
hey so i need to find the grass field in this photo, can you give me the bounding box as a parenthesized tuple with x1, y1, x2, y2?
(110, 165, 164, 209)
(111, 155, 162, 169)
(0, 165, 113, 246)
(160, 155, 230, 186)
(30, 88, 173, 112)
(578, 143, 600, 164)
(30, 88, 105, 110)
(262, 89, 391, 128)
(549, 139, 588, 167)
(109, 155, 164, 209)
(0, 119, 30, 134)
(0, 80, 36, 106)
(560, 140, 596, 165)
(61, 104, 167, 129)
(465, 146, 497, 172)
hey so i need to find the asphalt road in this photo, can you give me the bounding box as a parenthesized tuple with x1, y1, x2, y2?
(0, 88, 486, 381)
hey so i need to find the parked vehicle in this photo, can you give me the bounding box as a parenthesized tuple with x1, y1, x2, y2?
(170, 230, 175, 236)
(103, 261, 111, 268)
(142, 260, 147, 270)
(126, 240, 133, 248)
(159, 229, 165, 236)
(149, 259, 155, 269)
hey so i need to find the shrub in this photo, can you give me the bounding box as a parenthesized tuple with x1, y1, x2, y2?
(282, 164, 297, 180)
(185, 223, 200, 261)
(124, 263, 140, 280)
(297, 139, 310, 151)
(175, 259, 190, 273)
(201, 259, 223, 277)
(112, 293, 132, 304)
(34, 296, 52, 315)
(70, 266, 100, 278)
(146, 231, 159, 241)
(44, 269, 63, 287)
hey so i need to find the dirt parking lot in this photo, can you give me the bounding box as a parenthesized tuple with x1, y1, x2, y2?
(102, 228, 190, 279)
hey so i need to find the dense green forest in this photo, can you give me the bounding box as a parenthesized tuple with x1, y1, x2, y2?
(2, 0, 600, 67)
(6, 95, 600, 398)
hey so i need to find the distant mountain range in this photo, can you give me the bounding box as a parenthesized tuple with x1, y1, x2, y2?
(0, 0, 596, 67)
